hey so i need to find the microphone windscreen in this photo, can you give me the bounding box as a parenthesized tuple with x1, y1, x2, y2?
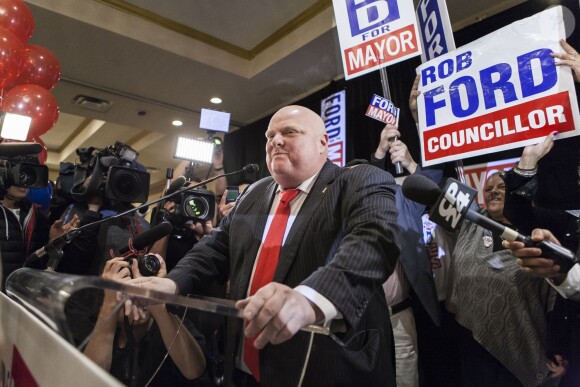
(0, 142, 42, 157)
(402, 174, 441, 206)
(243, 164, 259, 174)
(166, 175, 187, 194)
(128, 222, 173, 253)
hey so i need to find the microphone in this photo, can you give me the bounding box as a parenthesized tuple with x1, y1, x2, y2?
(24, 229, 82, 268)
(0, 142, 42, 157)
(402, 174, 577, 272)
(117, 222, 173, 258)
(165, 175, 187, 195)
(242, 164, 259, 174)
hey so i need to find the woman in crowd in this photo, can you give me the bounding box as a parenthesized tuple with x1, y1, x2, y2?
(445, 172, 557, 386)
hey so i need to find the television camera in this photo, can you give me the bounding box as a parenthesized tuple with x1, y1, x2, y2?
(0, 142, 48, 199)
(69, 141, 150, 203)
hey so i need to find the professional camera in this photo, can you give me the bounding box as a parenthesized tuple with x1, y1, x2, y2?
(70, 141, 150, 203)
(125, 254, 161, 277)
(171, 187, 215, 223)
(0, 153, 48, 199)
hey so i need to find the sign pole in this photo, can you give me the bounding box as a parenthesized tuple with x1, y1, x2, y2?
(379, 67, 403, 174)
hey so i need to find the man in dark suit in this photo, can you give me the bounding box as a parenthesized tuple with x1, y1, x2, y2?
(133, 105, 401, 386)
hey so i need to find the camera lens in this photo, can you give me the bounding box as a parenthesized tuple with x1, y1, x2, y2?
(139, 254, 161, 277)
(182, 195, 209, 219)
(17, 165, 38, 187)
(109, 170, 140, 202)
(19, 169, 36, 186)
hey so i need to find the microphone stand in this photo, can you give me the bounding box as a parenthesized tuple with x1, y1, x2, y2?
(27, 166, 254, 266)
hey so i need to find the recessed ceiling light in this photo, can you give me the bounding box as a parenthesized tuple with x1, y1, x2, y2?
(210, 97, 222, 104)
(172, 120, 183, 127)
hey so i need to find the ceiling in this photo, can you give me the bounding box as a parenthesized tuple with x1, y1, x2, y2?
(23, 0, 526, 197)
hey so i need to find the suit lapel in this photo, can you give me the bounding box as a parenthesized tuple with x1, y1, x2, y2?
(273, 161, 340, 283)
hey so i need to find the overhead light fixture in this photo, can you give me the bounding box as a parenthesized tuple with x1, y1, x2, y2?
(210, 97, 222, 104)
(0, 111, 31, 141)
(72, 95, 113, 113)
(172, 120, 183, 127)
(174, 136, 215, 163)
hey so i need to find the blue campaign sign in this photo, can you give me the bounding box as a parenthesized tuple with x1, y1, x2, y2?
(365, 94, 400, 125)
(333, 0, 422, 79)
(416, 0, 455, 62)
(346, 0, 401, 37)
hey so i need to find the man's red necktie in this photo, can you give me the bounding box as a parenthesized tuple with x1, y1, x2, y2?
(243, 188, 301, 382)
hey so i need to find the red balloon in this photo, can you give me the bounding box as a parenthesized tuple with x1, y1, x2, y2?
(9, 45, 60, 90)
(0, 0, 34, 42)
(2, 84, 59, 137)
(29, 135, 46, 164)
(0, 26, 24, 89)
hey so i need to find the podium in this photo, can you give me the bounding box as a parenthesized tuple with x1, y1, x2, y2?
(1, 268, 329, 386)
(1, 268, 239, 386)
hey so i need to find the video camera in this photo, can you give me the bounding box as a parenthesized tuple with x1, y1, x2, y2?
(171, 187, 215, 223)
(69, 141, 150, 203)
(0, 142, 48, 199)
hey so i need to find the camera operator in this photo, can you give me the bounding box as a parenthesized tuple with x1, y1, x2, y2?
(83, 255, 209, 386)
(56, 142, 151, 276)
(0, 162, 79, 286)
(149, 145, 228, 271)
(150, 175, 215, 272)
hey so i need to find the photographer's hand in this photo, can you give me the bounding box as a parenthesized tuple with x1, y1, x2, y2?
(186, 220, 213, 241)
(218, 188, 236, 218)
(49, 214, 80, 241)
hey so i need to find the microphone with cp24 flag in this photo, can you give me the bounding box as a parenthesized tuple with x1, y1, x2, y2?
(402, 174, 577, 273)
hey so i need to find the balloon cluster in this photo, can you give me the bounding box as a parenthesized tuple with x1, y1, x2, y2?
(0, 0, 60, 164)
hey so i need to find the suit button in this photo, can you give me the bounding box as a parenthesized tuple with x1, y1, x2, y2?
(355, 309, 363, 317)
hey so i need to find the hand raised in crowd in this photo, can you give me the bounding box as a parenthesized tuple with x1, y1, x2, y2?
(49, 213, 80, 242)
(389, 137, 417, 174)
(504, 228, 566, 283)
(235, 282, 323, 348)
(218, 188, 236, 218)
(551, 39, 580, 82)
(409, 74, 421, 124)
(518, 131, 556, 169)
(375, 125, 400, 159)
(375, 125, 417, 173)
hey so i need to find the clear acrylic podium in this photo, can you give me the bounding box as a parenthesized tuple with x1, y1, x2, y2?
(3, 268, 328, 386)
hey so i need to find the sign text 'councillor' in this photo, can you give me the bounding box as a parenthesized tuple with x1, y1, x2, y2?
(415, 6, 580, 166)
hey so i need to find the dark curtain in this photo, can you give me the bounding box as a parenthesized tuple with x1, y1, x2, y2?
(224, 0, 580, 185)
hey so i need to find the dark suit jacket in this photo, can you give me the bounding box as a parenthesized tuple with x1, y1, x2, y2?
(371, 155, 443, 326)
(168, 161, 401, 386)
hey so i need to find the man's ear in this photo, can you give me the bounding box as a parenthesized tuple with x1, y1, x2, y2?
(319, 133, 329, 152)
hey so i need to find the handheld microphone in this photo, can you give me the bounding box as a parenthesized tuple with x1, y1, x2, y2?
(117, 221, 173, 258)
(24, 229, 82, 267)
(402, 174, 577, 272)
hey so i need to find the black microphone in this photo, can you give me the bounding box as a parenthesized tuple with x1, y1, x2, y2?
(165, 175, 187, 195)
(0, 142, 42, 157)
(24, 229, 82, 267)
(242, 164, 259, 174)
(402, 174, 577, 272)
(118, 221, 173, 257)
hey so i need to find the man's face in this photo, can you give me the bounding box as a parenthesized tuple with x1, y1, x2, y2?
(483, 174, 505, 220)
(265, 106, 328, 189)
(5, 186, 28, 201)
